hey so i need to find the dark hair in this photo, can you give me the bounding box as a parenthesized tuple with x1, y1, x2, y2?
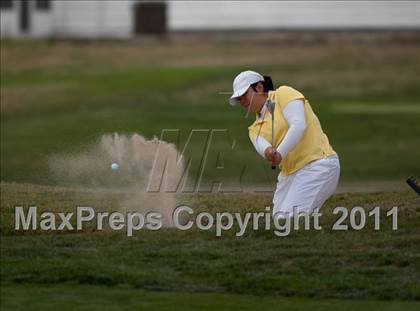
(251, 75, 274, 93)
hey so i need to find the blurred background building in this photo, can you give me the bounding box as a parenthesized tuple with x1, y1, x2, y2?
(1, 0, 420, 38)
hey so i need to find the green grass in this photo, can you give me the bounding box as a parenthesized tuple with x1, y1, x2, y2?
(1, 39, 420, 309)
(2, 283, 420, 311)
(1, 40, 420, 185)
(1, 182, 419, 309)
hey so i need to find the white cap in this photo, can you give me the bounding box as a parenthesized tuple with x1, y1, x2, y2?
(229, 70, 264, 106)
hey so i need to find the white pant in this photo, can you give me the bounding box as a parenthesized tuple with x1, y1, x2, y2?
(273, 155, 340, 217)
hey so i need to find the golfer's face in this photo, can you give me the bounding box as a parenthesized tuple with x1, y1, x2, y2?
(239, 88, 255, 111)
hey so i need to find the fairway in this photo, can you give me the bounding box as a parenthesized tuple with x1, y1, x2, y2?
(1, 40, 420, 186)
(1, 38, 420, 310)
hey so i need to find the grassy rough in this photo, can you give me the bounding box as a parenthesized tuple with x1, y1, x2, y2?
(1, 182, 419, 305)
(2, 284, 420, 311)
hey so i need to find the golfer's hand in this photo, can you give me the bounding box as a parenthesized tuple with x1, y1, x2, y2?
(264, 147, 282, 166)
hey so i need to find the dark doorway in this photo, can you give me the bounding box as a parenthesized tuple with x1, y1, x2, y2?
(36, 0, 51, 10)
(20, 0, 30, 32)
(0, 0, 14, 10)
(134, 2, 167, 34)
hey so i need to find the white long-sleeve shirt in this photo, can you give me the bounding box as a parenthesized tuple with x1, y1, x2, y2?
(251, 99, 307, 160)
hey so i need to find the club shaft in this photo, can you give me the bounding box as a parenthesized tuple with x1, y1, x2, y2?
(271, 110, 275, 170)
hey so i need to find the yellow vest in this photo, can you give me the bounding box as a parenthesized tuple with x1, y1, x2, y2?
(248, 86, 336, 176)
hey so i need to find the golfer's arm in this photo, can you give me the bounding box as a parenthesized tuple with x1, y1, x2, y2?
(251, 136, 271, 158)
(276, 99, 306, 158)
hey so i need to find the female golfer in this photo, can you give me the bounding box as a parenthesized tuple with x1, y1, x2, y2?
(229, 70, 340, 218)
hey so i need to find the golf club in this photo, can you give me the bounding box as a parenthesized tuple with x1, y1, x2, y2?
(266, 99, 276, 170)
(406, 176, 420, 195)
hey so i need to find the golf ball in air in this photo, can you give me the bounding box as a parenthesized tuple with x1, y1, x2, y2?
(110, 162, 119, 171)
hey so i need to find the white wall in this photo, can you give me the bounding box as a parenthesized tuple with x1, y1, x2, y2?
(168, 1, 420, 30)
(1, 0, 420, 39)
(52, 0, 133, 38)
(101, 0, 134, 37)
(31, 4, 53, 38)
(0, 0, 53, 38)
(0, 8, 19, 37)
